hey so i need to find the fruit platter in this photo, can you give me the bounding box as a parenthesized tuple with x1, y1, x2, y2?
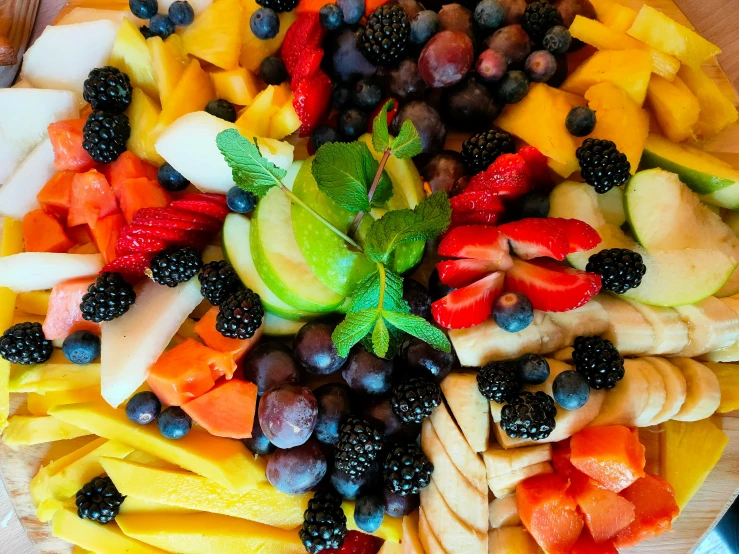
(2, 0, 739, 551)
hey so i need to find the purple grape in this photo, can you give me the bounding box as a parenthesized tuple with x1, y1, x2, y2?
(418, 30, 474, 88)
(422, 152, 466, 195)
(485, 24, 531, 66)
(258, 384, 318, 448)
(390, 101, 446, 157)
(499, 0, 526, 24)
(476, 49, 508, 82)
(242, 342, 300, 396)
(266, 439, 327, 494)
(314, 383, 353, 445)
(387, 59, 428, 102)
(398, 0, 425, 19)
(441, 77, 501, 131)
(362, 397, 421, 442)
(402, 336, 456, 382)
(343, 347, 395, 396)
(402, 279, 432, 320)
(437, 4, 475, 44)
(553, 0, 596, 27)
(294, 321, 347, 375)
(384, 488, 419, 517)
(243, 398, 275, 455)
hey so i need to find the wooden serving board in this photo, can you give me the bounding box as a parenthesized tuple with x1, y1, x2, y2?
(2, 0, 739, 553)
(0, 0, 42, 87)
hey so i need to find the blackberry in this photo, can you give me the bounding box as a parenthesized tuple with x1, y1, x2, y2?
(500, 391, 557, 440)
(83, 67, 133, 113)
(80, 272, 136, 323)
(360, 4, 411, 66)
(390, 377, 441, 424)
(477, 361, 522, 404)
(572, 335, 625, 390)
(586, 248, 647, 294)
(299, 490, 347, 553)
(521, 0, 563, 43)
(82, 110, 130, 164)
(256, 0, 298, 12)
(0, 322, 52, 365)
(150, 246, 203, 287)
(199, 260, 243, 306)
(576, 138, 631, 193)
(216, 288, 265, 339)
(461, 128, 515, 174)
(334, 417, 383, 477)
(383, 442, 433, 496)
(75, 476, 125, 524)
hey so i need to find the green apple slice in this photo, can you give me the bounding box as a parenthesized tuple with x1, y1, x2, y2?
(264, 313, 305, 336)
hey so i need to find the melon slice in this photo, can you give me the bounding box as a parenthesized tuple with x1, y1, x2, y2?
(0, 138, 56, 219)
(0, 253, 103, 293)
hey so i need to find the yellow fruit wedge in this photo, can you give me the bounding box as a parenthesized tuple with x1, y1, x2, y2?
(27, 387, 102, 416)
(127, 87, 165, 165)
(0, 218, 23, 434)
(236, 85, 281, 137)
(210, 67, 260, 106)
(49, 401, 266, 492)
(701, 362, 739, 413)
(109, 18, 159, 99)
(116, 511, 305, 554)
(561, 49, 653, 106)
(241, 0, 296, 72)
(119, 496, 201, 515)
(16, 290, 51, 315)
(2, 415, 90, 450)
(52, 508, 169, 554)
(182, 0, 243, 70)
(646, 75, 700, 143)
(569, 16, 679, 81)
(661, 418, 728, 509)
(147, 35, 187, 107)
(8, 350, 100, 393)
(343, 500, 403, 542)
(100, 457, 308, 529)
(154, 58, 215, 133)
(627, 4, 721, 68)
(72, 547, 92, 554)
(588, 0, 637, 32)
(678, 65, 739, 138)
(269, 97, 301, 139)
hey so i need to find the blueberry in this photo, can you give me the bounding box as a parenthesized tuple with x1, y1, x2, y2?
(158, 406, 192, 439)
(352, 79, 382, 110)
(337, 0, 365, 25)
(525, 50, 557, 83)
(320, 3, 344, 29)
(205, 99, 237, 122)
(519, 191, 550, 218)
(410, 10, 440, 45)
(61, 330, 101, 364)
(139, 25, 155, 39)
(125, 391, 162, 425)
(250, 8, 279, 40)
(149, 14, 175, 38)
(474, 0, 505, 30)
(496, 70, 529, 104)
(158, 162, 190, 191)
(354, 494, 385, 533)
(518, 353, 550, 385)
(493, 292, 534, 333)
(130, 0, 158, 19)
(553, 370, 590, 410)
(168, 0, 194, 25)
(331, 86, 352, 109)
(566, 106, 597, 137)
(227, 186, 257, 214)
(331, 466, 379, 499)
(338, 109, 368, 141)
(259, 56, 288, 85)
(543, 25, 572, 55)
(312, 126, 341, 151)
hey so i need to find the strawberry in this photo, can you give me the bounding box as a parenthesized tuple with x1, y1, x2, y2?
(518, 145, 554, 189)
(294, 69, 332, 137)
(450, 190, 505, 214)
(169, 199, 231, 221)
(450, 210, 501, 228)
(432, 271, 505, 329)
(281, 13, 325, 75)
(101, 253, 153, 280)
(181, 193, 228, 207)
(134, 207, 221, 227)
(498, 218, 571, 261)
(125, 224, 207, 244)
(438, 225, 512, 263)
(548, 218, 602, 253)
(132, 217, 220, 233)
(324, 531, 382, 554)
(115, 233, 168, 256)
(291, 48, 324, 88)
(504, 258, 602, 312)
(436, 258, 505, 289)
(465, 153, 532, 199)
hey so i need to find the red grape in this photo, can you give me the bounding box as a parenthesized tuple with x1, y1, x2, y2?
(266, 439, 327, 494)
(242, 342, 300, 396)
(485, 24, 531, 66)
(314, 383, 353, 445)
(294, 322, 347, 375)
(258, 383, 318, 448)
(343, 347, 395, 396)
(418, 30, 474, 88)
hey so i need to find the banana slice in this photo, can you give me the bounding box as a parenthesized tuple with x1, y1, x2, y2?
(596, 295, 655, 355)
(418, 507, 446, 554)
(670, 358, 721, 421)
(449, 318, 542, 366)
(420, 480, 487, 554)
(642, 357, 688, 425)
(622, 300, 689, 355)
(703, 296, 739, 362)
(675, 297, 739, 357)
(488, 527, 542, 554)
(590, 359, 650, 427)
(421, 420, 489, 533)
(429, 402, 487, 493)
(488, 461, 553, 498)
(482, 444, 552, 477)
(546, 299, 610, 347)
(401, 512, 425, 554)
(440, 373, 489, 453)
(489, 495, 521, 528)
(632, 358, 667, 427)
(536, 311, 568, 355)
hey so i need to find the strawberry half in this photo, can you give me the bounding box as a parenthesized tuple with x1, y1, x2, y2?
(499, 218, 571, 261)
(101, 253, 153, 281)
(549, 218, 602, 253)
(432, 271, 505, 329)
(281, 13, 325, 75)
(324, 531, 381, 554)
(466, 153, 532, 199)
(291, 48, 324, 88)
(450, 190, 505, 213)
(181, 193, 228, 207)
(125, 224, 207, 244)
(436, 258, 507, 289)
(133, 207, 221, 229)
(518, 145, 554, 189)
(115, 233, 168, 256)
(450, 210, 501, 228)
(169, 199, 230, 221)
(293, 69, 332, 137)
(504, 258, 602, 312)
(438, 225, 512, 264)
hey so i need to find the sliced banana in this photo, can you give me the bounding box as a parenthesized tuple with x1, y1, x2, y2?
(546, 299, 610, 348)
(401, 512, 425, 554)
(418, 507, 447, 554)
(420, 480, 487, 554)
(642, 356, 688, 425)
(622, 300, 689, 355)
(670, 358, 721, 421)
(441, 373, 490, 453)
(535, 311, 568, 355)
(449, 318, 541, 366)
(590, 359, 650, 427)
(482, 443, 552, 477)
(675, 297, 739, 357)
(704, 295, 739, 362)
(489, 495, 521, 528)
(632, 358, 667, 427)
(488, 461, 553, 498)
(596, 294, 655, 355)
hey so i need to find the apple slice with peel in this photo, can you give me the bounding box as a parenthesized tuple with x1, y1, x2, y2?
(589, 359, 650, 427)
(0, 138, 57, 219)
(632, 358, 667, 427)
(440, 372, 490, 453)
(670, 358, 721, 421)
(419, 480, 487, 554)
(0, 253, 103, 292)
(642, 357, 687, 425)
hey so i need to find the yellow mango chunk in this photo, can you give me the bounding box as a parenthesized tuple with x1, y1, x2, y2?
(0, 218, 23, 433)
(270, 97, 301, 140)
(155, 58, 215, 132)
(117, 512, 305, 554)
(2, 415, 90, 450)
(119, 495, 201, 515)
(9, 350, 100, 393)
(678, 65, 739, 138)
(127, 87, 165, 165)
(646, 75, 700, 143)
(52, 508, 169, 554)
(16, 290, 51, 315)
(49, 401, 265, 492)
(661, 418, 728, 509)
(588, 0, 637, 32)
(343, 500, 403, 543)
(27, 386, 102, 416)
(210, 67, 260, 106)
(101, 457, 308, 529)
(182, 0, 243, 70)
(73, 547, 92, 554)
(148, 35, 187, 106)
(240, 0, 296, 72)
(702, 362, 739, 413)
(236, 85, 281, 137)
(109, 18, 159, 99)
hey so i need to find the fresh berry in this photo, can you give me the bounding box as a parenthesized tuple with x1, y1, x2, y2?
(566, 106, 597, 137)
(139, 25, 154, 38)
(401, 337, 456, 382)
(216, 288, 265, 339)
(521, 0, 563, 43)
(586, 248, 646, 294)
(0, 322, 52, 365)
(450, 209, 501, 228)
(504, 258, 602, 312)
(313, 383, 352, 446)
(388, 60, 427, 103)
(62, 330, 101, 364)
(205, 99, 237, 122)
(80, 272, 136, 322)
(338, 109, 368, 141)
(461, 128, 515, 174)
(157, 162, 189, 191)
(299, 490, 347, 553)
(476, 49, 507, 82)
(552, 370, 590, 410)
(576, 138, 631, 193)
(465, 153, 532, 198)
(410, 9, 439, 45)
(384, 489, 419, 517)
(101, 253, 153, 281)
(150, 13, 175, 38)
(402, 279, 432, 320)
(354, 495, 385, 534)
(75, 476, 124, 524)
(256, 0, 298, 12)
(133, 207, 221, 231)
(158, 406, 192, 439)
(282, 13, 326, 75)
(332, 86, 352, 109)
(168, 0, 194, 25)
(437, 225, 511, 262)
(501, 391, 557, 440)
(337, 0, 365, 24)
(441, 77, 501, 133)
(125, 391, 162, 424)
(294, 70, 332, 137)
(428, 269, 454, 302)
(572, 335, 624, 390)
(294, 322, 347, 375)
(123, 224, 201, 246)
(226, 187, 257, 214)
(149, 246, 202, 287)
(320, 3, 344, 29)
(390, 101, 446, 156)
(518, 353, 550, 384)
(418, 31, 474, 89)
(82, 110, 130, 163)
(518, 145, 553, 189)
(260, 56, 288, 85)
(525, 50, 557, 82)
(391, 377, 441, 423)
(83, 67, 132, 114)
(330, 466, 375, 499)
(169, 198, 230, 221)
(383, 442, 433, 495)
(360, 4, 411, 66)
(431, 271, 504, 329)
(543, 25, 571, 54)
(499, 218, 570, 260)
(493, 292, 534, 332)
(478, 361, 522, 403)
(116, 233, 169, 256)
(312, 126, 341, 151)
(129, 0, 157, 19)
(552, 218, 602, 253)
(450, 190, 505, 221)
(251, 7, 280, 39)
(352, 79, 382, 110)
(291, 49, 324, 87)
(436, 258, 499, 289)
(474, 0, 505, 29)
(486, 24, 532, 66)
(496, 70, 530, 104)
(334, 417, 383, 477)
(198, 260, 242, 306)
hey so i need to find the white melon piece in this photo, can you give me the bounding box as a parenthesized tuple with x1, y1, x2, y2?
(632, 358, 667, 427)
(440, 373, 490, 453)
(155, 111, 294, 194)
(158, 0, 212, 15)
(21, 20, 118, 97)
(0, 89, 78, 184)
(0, 253, 103, 292)
(643, 357, 687, 424)
(590, 359, 649, 427)
(670, 358, 721, 422)
(0, 138, 55, 219)
(57, 7, 146, 26)
(675, 296, 739, 357)
(622, 300, 689, 355)
(489, 496, 521, 528)
(100, 278, 204, 407)
(596, 294, 655, 355)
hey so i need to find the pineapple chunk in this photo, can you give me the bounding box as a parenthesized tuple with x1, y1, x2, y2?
(27, 386, 101, 416)
(569, 16, 679, 81)
(16, 290, 51, 315)
(678, 65, 738, 138)
(627, 5, 721, 68)
(269, 97, 301, 139)
(588, 0, 637, 32)
(343, 500, 403, 542)
(182, 0, 243, 70)
(147, 35, 187, 107)
(646, 75, 700, 143)
(661, 418, 728, 509)
(0, 218, 23, 433)
(155, 58, 215, 133)
(8, 350, 100, 393)
(127, 88, 165, 165)
(210, 67, 260, 106)
(241, 0, 296, 72)
(561, 49, 652, 106)
(236, 85, 281, 137)
(109, 18, 159, 99)
(702, 362, 739, 413)
(2, 415, 90, 449)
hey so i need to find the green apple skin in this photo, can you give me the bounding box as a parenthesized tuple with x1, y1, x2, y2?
(264, 312, 306, 336)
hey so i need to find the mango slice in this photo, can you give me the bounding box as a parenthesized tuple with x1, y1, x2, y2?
(701, 362, 739, 414)
(27, 386, 102, 416)
(119, 495, 201, 515)
(16, 290, 51, 315)
(9, 350, 100, 393)
(2, 415, 90, 450)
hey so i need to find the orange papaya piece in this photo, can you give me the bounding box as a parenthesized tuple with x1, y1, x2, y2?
(182, 379, 258, 439)
(90, 213, 126, 264)
(572, 530, 618, 554)
(105, 151, 148, 200)
(193, 306, 263, 362)
(43, 278, 101, 341)
(22, 209, 74, 253)
(37, 171, 76, 220)
(613, 473, 679, 549)
(569, 471, 635, 543)
(47, 119, 96, 172)
(67, 170, 120, 228)
(119, 178, 171, 223)
(552, 439, 576, 478)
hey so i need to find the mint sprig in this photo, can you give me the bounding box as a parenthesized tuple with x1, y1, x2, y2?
(216, 129, 286, 198)
(390, 120, 423, 160)
(372, 100, 393, 153)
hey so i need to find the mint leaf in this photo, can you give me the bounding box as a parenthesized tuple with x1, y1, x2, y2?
(347, 268, 409, 314)
(216, 129, 286, 198)
(391, 120, 423, 160)
(371, 318, 390, 357)
(372, 100, 393, 153)
(312, 142, 373, 213)
(369, 167, 394, 207)
(332, 308, 380, 357)
(382, 310, 451, 352)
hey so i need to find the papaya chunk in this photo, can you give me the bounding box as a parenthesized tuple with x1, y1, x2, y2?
(22, 209, 74, 253)
(194, 306, 263, 361)
(47, 119, 95, 172)
(37, 171, 76, 220)
(569, 471, 635, 542)
(613, 473, 679, 548)
(104, 151, 158, 200)
(43, 278, 101, 341)
(119, 178, 170, 224)
(68, 170, 120, 228)
(572, 530, 618, 554)
(182, 379, 257, 439)
(90, 213, 126, 264)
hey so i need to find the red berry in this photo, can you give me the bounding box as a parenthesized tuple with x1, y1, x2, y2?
(124, 224, 207, 245)
(498, 218, 571, 261)
(291, 48, 325, 89)
(431, 271, 505, 329)
(115, 233, 168, 256)
(369, 98, 399, 134)
(293, 70, 332, 137)
(281, 13, 326, 75)
(324, 531, 382, 554)
(101, 253, 153, 280)
(169, 199, 231, 221)
(133, 207, 221, 229)
(438, 225, 511, 263)
(181, 192, 228, 207)
(450, 190, 505, 214)
(466, 153, 532, 199)
(518, 145, 553, 189)
(549, 218, 602, 254)
(450, 209, 501, 228)
(436, 258, 503, 289)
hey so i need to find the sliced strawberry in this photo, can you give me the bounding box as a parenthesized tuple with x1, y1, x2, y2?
(466, 153, 532, 199)
(115, 234, 168, 256)
(438, 225, 512, 264)
(169, 199, 231, 221)
(436, 258, 507, 289)
(549, 218, 602, 253)
(101, 253, 153, 280)
(450, 210, 501, 228)
(181, 193, 228, 207)
(499, 218, 571, 261)
(450, 190, 505, 213)
(518, 145, 554, 189)
(133, 207, 221, 228)
(125, 224, 207, 244)
(132, 217, 220, 233)
(324, 531, 381, 554)
(432, 271, 505, 329)
(505, 258, 602, 312)
(294, 70, 332, 137)
(281, 13, 325, 75)
(291, 48, 324, 88)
